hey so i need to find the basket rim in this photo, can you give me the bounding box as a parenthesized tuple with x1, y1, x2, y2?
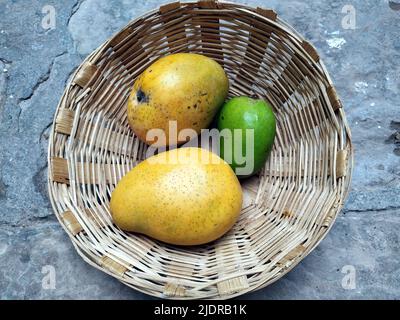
(47, 0, 354, 300)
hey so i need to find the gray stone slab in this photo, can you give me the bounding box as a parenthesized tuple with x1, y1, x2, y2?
(0, 217, 151, 299)
(1, 210, 398, 299)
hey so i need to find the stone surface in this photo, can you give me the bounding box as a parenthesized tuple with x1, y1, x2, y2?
(0, 217, 151, 299)
(0, 0, 399, 299)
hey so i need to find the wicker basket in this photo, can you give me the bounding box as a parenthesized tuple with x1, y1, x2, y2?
(47, 0, 353, 299)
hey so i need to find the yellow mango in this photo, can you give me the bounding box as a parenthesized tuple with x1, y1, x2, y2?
(127, 53, 229, 146)
(110, 148, 243, 245)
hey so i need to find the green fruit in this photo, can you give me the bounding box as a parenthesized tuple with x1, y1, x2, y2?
(217, 96, 276, 177)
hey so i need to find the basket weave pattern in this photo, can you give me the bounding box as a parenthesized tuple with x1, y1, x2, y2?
(48, 0, 353, 299)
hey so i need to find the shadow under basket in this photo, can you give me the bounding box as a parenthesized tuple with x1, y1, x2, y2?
(48, 0, 353, 299)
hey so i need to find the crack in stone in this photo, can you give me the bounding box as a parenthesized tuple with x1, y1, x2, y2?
(16, 107, 22, 132)
(32, 162, 50, 204)
(343, 206, 400, 214)
(0, 214, 57, 229)
(0, 57, 12, 65)
(64, 66, 78, 87)
(39, 121, 53, 144)
(389, 1, 400, 11)
(18, 69, 52, 103)
(0, 177, 8, 200)
(16, 51, 68, 131)
(390, 121, 400, 131)
(67, 0, 86, 28)
(18, 51, 67, 103)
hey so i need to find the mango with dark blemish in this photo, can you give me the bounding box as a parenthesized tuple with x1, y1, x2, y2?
(127, 53, 229, 146)
(110, 147, 243, 245)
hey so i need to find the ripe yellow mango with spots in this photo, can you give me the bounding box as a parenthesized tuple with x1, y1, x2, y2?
(110, 148, 243, 245)
(127, 53, 229, 146)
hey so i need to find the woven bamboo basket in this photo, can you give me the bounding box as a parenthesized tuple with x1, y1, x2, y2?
(47, 0, 353, 299)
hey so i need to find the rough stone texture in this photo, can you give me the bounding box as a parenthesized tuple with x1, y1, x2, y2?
(0, 216, 152, 299)
(0, 0, 399, 299)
